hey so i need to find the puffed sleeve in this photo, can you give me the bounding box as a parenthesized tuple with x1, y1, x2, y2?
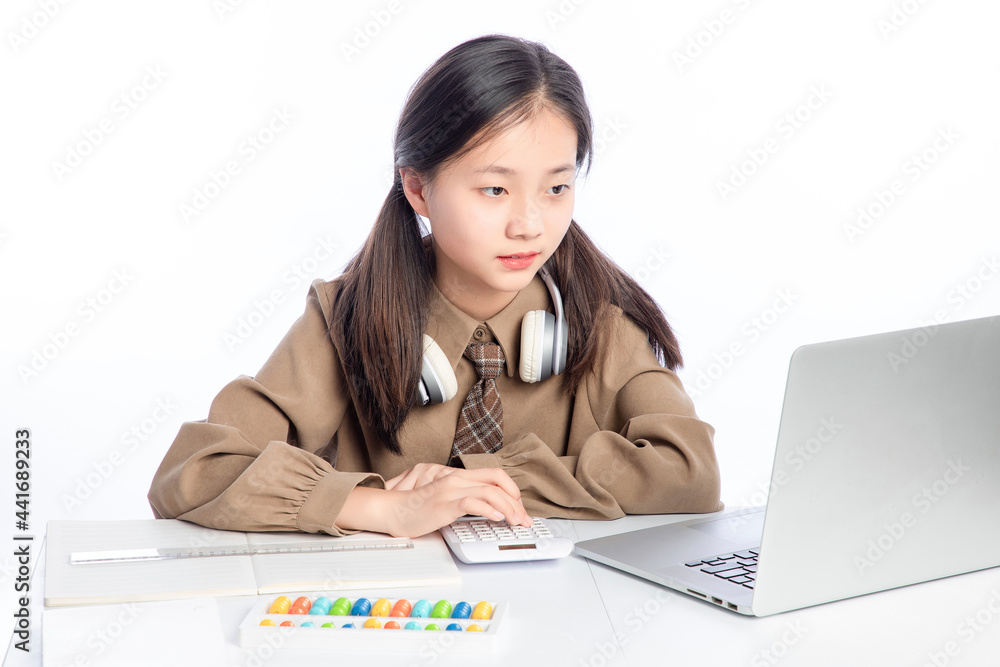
(147, 280, 384, 534)
(458, 308, 723, 519)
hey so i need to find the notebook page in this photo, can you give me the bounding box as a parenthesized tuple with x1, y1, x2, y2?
(45, 519, 257, 606)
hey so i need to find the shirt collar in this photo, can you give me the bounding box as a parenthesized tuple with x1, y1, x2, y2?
(425, 274, 551, 378)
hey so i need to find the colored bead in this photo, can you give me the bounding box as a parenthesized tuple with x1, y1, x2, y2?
(472, 601, 493, 620)
(309, 597, 332, 615)
(404, 621, 421, 630)
(321, 623, 335, 628)
(350, 598, 372, 616)
(451, 601, 471, 619)
(384, 621, 401, 629)
(371, 598, 392, 616)
(289, 596, 312, 614)
(446, 623, 462, 631)
(329, 597, 352, 616)
(268, 596, 291, 614)
(342, 623, 355, 628)
(259, 619, 276, 626)
(425, 623, 441, 631)
(364, 618, 382, 629)
(467, 624, 484, 632)
(300, 621, 315, 628)
(410, 599, 431, 618)
(431, 600, 452, 618)
(280, 620, 295, 627)
(390, 599, 412, 617)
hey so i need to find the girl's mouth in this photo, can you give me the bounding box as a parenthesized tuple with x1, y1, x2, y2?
(498, 252, 539, 269)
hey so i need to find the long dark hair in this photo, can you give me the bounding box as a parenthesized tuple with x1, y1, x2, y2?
(332, 34, 682, 454)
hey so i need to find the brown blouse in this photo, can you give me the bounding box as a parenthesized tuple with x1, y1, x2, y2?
(147, 274, 723, 535)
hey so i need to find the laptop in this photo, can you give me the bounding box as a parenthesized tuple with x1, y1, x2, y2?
(575, 314, 1000, 616)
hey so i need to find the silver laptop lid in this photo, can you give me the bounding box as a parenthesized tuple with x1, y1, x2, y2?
(752, 314, 1000, 616)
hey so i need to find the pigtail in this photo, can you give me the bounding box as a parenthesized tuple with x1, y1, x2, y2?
(331, 183, 431, 455)
(551, 221, 682, 393)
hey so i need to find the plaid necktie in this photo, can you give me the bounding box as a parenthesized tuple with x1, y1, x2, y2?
(451, 342, 505, 458)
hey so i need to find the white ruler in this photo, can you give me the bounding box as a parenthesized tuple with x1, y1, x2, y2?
(70, 538, 414, 565)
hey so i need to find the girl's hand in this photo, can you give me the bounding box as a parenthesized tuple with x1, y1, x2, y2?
(338, 468, 533, 537)
(384, 462, 459, 491)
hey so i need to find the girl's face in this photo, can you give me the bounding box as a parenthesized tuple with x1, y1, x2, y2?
(402, 109, 578, 320)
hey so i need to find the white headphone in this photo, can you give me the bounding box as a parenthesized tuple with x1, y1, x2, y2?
(417, 266, 568, 405)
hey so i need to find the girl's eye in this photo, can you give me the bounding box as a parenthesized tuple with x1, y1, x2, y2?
(548, 184, 570, 195)
(482, 186, 506, 197)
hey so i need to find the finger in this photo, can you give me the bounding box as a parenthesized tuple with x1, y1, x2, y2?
(459, 496, 514, 524)
(457, 471, 529, 525)
(452, 467, 522, 502)
(401, 464, 457, 491)
(383, 470, 412, 491)
(419, 464, 457, 486)
(464, 484, 530, 527)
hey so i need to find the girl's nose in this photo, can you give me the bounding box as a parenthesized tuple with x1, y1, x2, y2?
(508, 196, 544, 239)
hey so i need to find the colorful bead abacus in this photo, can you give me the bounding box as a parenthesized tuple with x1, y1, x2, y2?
(239, 592, 504, 652)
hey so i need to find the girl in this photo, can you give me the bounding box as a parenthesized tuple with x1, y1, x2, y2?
(148, 34, 722, 538)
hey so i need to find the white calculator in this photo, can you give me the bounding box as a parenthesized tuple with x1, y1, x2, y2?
(440, 516, 573, 564)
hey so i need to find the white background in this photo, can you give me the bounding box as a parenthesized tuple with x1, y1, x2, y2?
(1, 0, 998, 657)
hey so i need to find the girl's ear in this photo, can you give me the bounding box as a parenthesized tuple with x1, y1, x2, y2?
(399, 168, 431, 218)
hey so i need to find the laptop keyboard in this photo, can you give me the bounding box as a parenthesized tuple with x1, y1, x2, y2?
(685, 548, 759, 589)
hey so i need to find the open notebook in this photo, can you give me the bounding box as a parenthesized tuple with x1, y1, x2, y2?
(44, 519, 461, 607)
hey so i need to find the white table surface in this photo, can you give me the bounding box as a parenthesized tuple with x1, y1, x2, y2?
(5, 514, 1000, 666)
